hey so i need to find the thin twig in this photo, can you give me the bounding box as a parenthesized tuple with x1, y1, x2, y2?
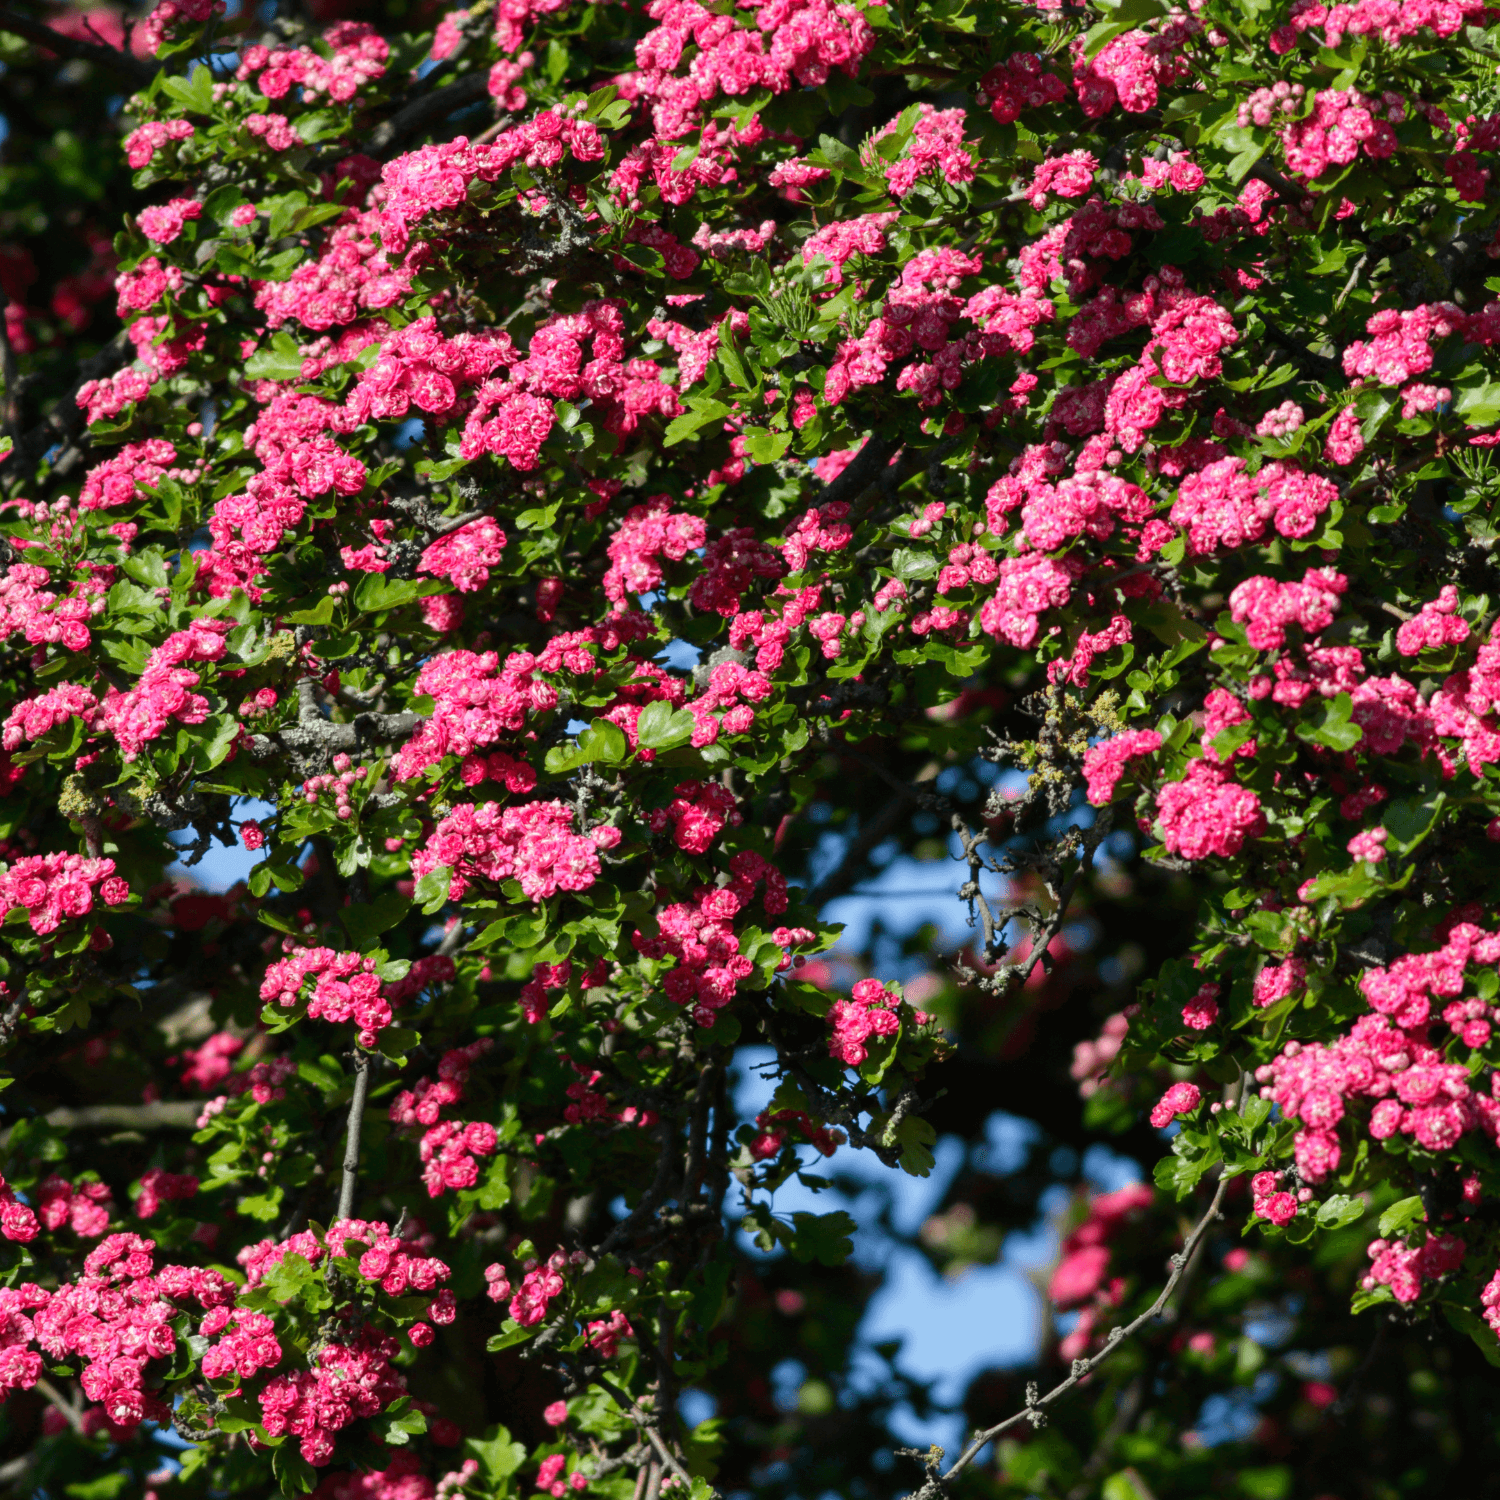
(899, 1173, 1231, 1500)
(33, 1376, 83, 1433)
(0, 300, 19, 445)
(336, 1053, 374, 1222)
(590, 1372, 704, 1494)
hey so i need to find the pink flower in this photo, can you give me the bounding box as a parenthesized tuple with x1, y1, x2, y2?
(1149, 1082, 1202, 1129)
(136, 198, 202, 245)
(1347, 827, 1389, 864)
(1182, 983, 1220, 1030)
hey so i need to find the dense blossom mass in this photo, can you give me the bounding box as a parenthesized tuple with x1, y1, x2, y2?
(6, 0, 1500, 1495)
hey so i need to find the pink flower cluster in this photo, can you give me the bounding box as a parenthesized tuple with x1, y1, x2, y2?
(1026, 151, 1097, 209)
(200, 1307, 282, 1381)
(301, 753, 369, 821)
(136, 198, 202, 246)
(1156, 759, 1263, 861)
(393, 646, 562, 782)
(604, 497, 708, 605)
(1, 680, 100, 752)
(0, 853, 129, 935)
(1282, 0, 1484, 53)
(1070, 1011, 1132, 1097)
(419, 517, 509, 594)
(877, 105, 973, 197)
(1280, 87, 1400, 179)
(625, 0, 874, 141)
(79, 439, 182, 511)
(0, 1172, 39, 1244)
(648, 780, 743, 854)
(828, 978, 909, 1067)
(1396, 585, 1470, 656)
(1362, 1233, 1466, 1303)
(260, 1327, 406, 1465)
(1149, 1082, 1202, 1129)
(802, 211, 897, 285)
(378, 125, 603, 256)
(136, 1168, 199, 1220)
(254, 214, 411, 332)
(978, 52, 1068, 125)
(1049, 1183, 1154, 1309)
(97, 618, 232, 762)
(76, 367, 153, 424)
(500, 1251, 569, 1326)
(1343, 303, 1462, 385)
(1253, 926, 1500, 1188)
(414, 799, 618, 903)
(1250, 1170, 1298, 1226)
(1083, 730, 1163, 806)
(1073, 24, 1195, 119)
(37, 1176, 113, 1238)
(1253, 957, 1308, 1010)
(0, 562, 99, 654)
(979, 554, 1084, 648)
(28, 1234, 233, 1428)
(1171, 459, 1337, 553)
(261, 946, 392, 1047)
(1182, 982, 1220, 1031)
(236, 21, 389, 104)
(175, 1031, 244, 1091)
(1229, 568, 1347, 650)
(390, 1040, 494, 1129)
(633, 851, 786, 1027)
(123, 118, 194, 169)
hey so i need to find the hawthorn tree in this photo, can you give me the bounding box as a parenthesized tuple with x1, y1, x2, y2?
(8, 0, 1500, 1497)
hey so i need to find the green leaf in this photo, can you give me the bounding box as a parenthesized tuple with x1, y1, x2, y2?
(1299, 692, 1362, 752)
(415, 867, 452, 915)
(245, 332, 307, 383)
(664, 398, 731, 446)
(374, 1396, 428, 1447)
(742, 428, 790, 465)
(282, 596, 338, 625)
(355, 575, 435, 613)
(377, 1026, 421, 1061)
(161, 63, 214, 114)
(891, 548, 938, 583)
(123, 549, 170, 590)
(467, 1424, 528, 1487)
(272, 1443, 318, 1496)
(486, 1321, 534, 1352)
(1315, 1194, 1365, 1230)
(1384, 792, 1444, 855)
(787, 1210, 855, 1266)
(718, 322, 752, 389)
(636, 700, 695, 750)
(1102, 1472, 1154, 1500)
(544, 718, 630, 774)
(342, 888, 410, 947)
(1377, 1195, 1425, 1237)
(65, 1476, 131, 1500)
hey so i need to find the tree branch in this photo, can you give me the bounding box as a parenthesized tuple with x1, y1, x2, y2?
(813, 432, 901, 511)
(0, 7, 157, 85)
(0, 1100, 201, 1144)
(368, 71, 490, 160)
(0, 328, 132, 485)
